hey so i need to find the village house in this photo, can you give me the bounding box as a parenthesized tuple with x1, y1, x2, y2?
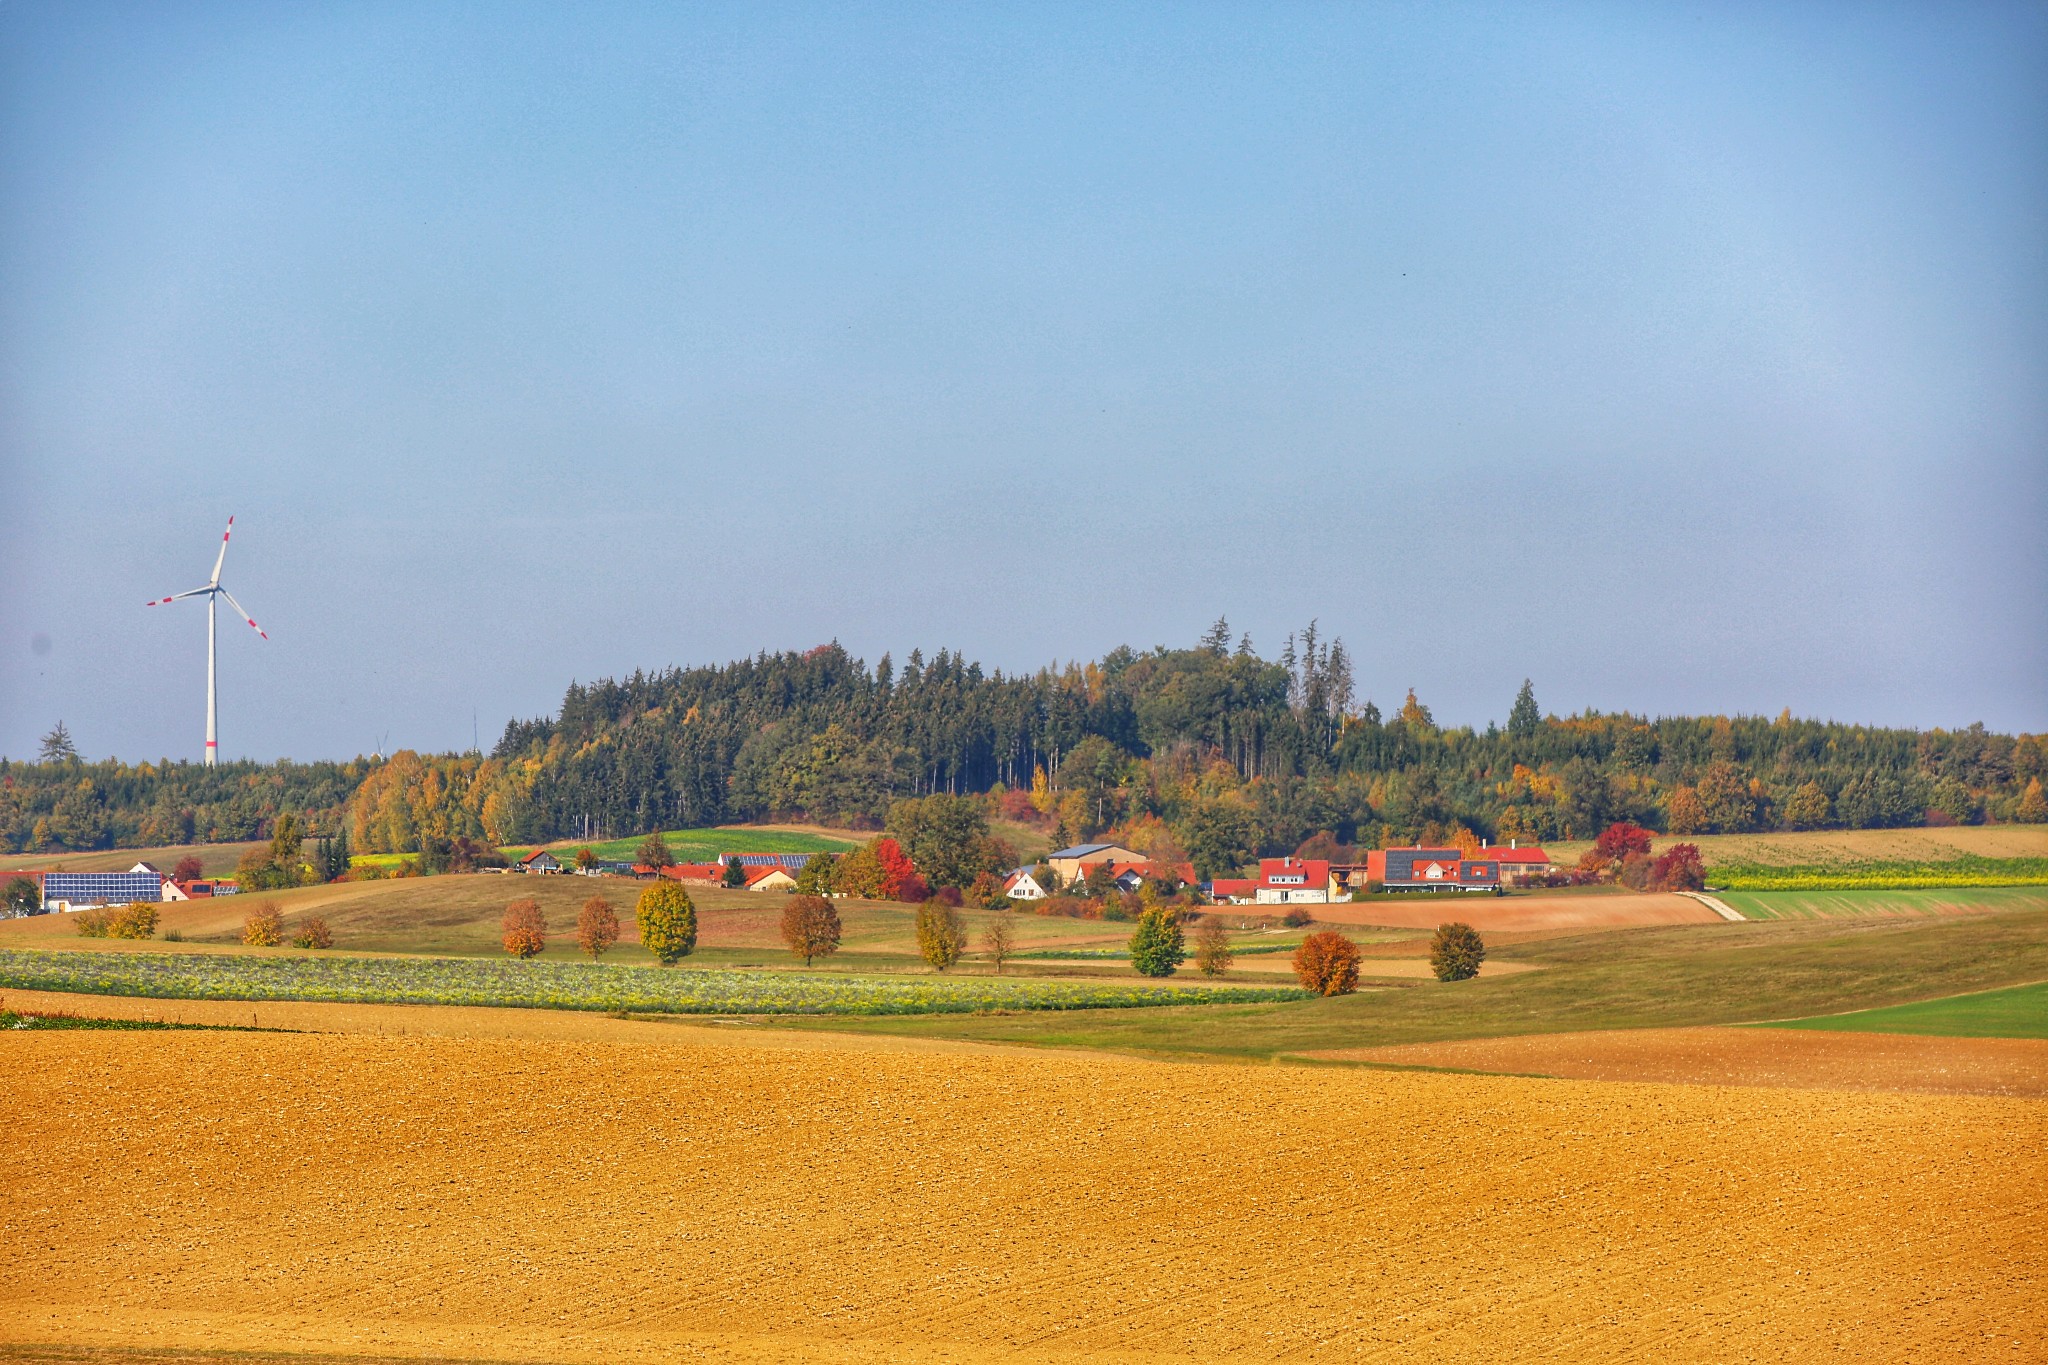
(742, 865, 799, 892)
(1002, 868, 1050, 900)
(519, 849, 563, 875)
(1253, 856, 1332, 905)
(1365, 847, 1502, 892)
(1206, 877, 1257, 903)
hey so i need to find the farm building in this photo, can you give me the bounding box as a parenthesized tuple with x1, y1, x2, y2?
(519, 849, 563, 875)
(720, 853, 818, 873)
(1207, 877, 1257, 903)
(1046, 843, 1144, 883)
(1364, 848, 1501, 892)
(1254, 857, 1332, 905)
(742, 866, 798, 892)
(34, 864, 168, 912)
(1491, 843, 1553, 881)
(647, 863, 724, 884)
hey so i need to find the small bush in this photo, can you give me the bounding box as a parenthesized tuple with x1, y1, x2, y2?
(932, 885, 963, 908)
(108, 902, 159, 939)
(1429, 922, 1486, 982)
(1281, 907, 1313, 928)
(74, 907, 111, 938)
(292, 918, 334, 950)
(242, 903, 284, 947)
(1292, 931, 1360, 996)
(501, 899, 547, 959)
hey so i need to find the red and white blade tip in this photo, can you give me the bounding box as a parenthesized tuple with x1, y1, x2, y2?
(247, 619, 268, 639)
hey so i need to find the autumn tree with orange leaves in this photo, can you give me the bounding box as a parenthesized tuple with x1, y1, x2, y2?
(502, 899, 547, 959)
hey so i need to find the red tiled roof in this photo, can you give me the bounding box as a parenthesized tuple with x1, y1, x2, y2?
(1493, 847, 1550, 863)
(1256, 857, 1330, 887)
(743, 865, 793, 886)
(1209, 878, 1257, 896)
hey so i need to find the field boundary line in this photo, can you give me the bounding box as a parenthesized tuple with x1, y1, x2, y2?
(1679, 891, 1745, 922)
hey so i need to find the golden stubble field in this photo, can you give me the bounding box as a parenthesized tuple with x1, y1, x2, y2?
(3, 1028, 2044, 1364)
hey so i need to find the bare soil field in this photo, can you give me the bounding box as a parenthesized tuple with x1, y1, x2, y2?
(4, 1029, 2044, 1364)
(1313, 891, 1723, 931)
(1308, 1026, 2048, 1098)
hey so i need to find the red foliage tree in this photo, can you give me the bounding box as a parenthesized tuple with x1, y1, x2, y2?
(172, 855, 204, 883)
(1651, 843, 1706, 892)
(1594, 822, 1654, 861)
(897, 872, 931, 903)
(874, 838, 917, 899)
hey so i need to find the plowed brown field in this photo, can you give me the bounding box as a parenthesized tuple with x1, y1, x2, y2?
(5, 1029, 2044, 1363)
(1312, 892, 1721, 930)
(1306, 1027, 2048, 1097)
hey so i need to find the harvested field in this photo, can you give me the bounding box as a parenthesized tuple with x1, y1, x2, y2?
(1315, 891, 1721, 931)
(1307, 1026, 2048, 1097)
(3, 1030, 2043, 1364)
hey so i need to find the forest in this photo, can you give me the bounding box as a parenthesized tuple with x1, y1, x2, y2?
(5, 623, 2044, 873)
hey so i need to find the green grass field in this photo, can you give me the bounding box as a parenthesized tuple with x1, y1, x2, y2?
(1762, 980, 2048, 1039)
(506, 826, 859, 865)
(1720, 887, 2048, 920)
(757, 904, 2048, 1060)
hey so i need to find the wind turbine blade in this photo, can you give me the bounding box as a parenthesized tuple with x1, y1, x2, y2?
(209, 515, 234, 586)
(220, 588, 268, 639)
(147, 586, 215, 606)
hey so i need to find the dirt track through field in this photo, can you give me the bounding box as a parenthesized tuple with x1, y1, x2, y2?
(1305, 1027, 2048, 1098)
(4, 1030, 2044, 1363)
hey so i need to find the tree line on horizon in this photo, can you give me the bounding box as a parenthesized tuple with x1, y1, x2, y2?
(3, 622, 2044, 867)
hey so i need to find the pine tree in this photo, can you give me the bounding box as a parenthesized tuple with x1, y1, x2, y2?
(39, 722, 78, 765)
(1508, 680, 1540, 739)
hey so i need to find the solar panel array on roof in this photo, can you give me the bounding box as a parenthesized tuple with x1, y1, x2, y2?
(41, 870, 164, 908)
(724, 853, 817, 871)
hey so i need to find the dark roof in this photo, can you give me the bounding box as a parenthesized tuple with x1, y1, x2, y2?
(723, 853, 816, 870)
(1049, 843, 1118, 859)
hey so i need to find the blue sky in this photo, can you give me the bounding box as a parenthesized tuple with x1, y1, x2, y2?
(2, 1, 2043, 762)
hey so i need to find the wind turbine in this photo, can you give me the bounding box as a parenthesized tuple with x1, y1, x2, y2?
(147, 516, 267, 766)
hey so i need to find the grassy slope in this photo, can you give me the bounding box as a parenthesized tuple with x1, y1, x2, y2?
(1547, 824, 2048, 868)
(1762, 980, 2048, 1039)
(511, 826, 859, 864)
(1, 840, 266, 878)
(1721, 887, 2048, 920)
(759, 905, 2048, 1060)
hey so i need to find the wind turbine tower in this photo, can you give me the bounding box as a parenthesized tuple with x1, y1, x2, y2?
(147, 516, 268, 766)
